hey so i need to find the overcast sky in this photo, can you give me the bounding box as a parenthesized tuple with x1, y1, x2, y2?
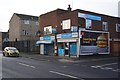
(0, 0, 119, 32)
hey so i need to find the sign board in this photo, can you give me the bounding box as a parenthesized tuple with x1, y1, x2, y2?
(40, 36, 55, 41)
(78, 12, 101, 21)
(52, 28, 57, 34)
(57, 32, 78, 39)
(80, 30, 109, 55)
(61, 33, 72, 38)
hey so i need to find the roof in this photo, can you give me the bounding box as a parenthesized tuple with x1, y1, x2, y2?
(14, 13, 38, 21)
(74, 9, 119, 19)
(40, 8, 68, 17)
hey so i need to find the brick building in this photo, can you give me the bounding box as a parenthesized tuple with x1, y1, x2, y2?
(9, 13, 39, 41)
(8, 13, 39, 52)
(38, 5, 120, 56)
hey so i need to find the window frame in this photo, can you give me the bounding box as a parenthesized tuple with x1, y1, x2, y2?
(86, 19, 92, 29)
(102, 22, 108, 31)
(116, 23, 120, 32)
(24, 20, 29, 24)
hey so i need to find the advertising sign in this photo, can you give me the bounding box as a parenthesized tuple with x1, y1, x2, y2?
(78, 12, 101, 21)
(80, 30, 109, 55)
(57, 32, 78, 39)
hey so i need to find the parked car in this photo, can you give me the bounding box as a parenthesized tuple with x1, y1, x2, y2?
(3, 47, 19, 57)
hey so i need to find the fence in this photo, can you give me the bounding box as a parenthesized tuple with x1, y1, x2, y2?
(2, 40, 39, 53)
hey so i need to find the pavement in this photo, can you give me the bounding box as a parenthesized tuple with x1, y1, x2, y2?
(20, 52, 119, 63)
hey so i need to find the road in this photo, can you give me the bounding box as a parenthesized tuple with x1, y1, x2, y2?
(0, 51, 120, 80)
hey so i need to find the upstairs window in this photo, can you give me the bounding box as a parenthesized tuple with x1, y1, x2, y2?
(102, 22, 108, 31)
(86, 19, 92, 29)
(116, 24, 120, 32)
(62, 19, 71, 30)
(24, 20, 29, 24)
(44, 26, 52, 35)
(36, 21, 39, 25)
(22, 30, 29, 35)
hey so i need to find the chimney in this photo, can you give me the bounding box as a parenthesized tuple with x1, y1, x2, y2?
(67, 4, 71, 12)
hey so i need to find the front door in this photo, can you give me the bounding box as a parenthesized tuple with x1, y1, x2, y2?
(70, 43, 77, 56)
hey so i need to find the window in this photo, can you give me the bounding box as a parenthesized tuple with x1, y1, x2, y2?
(24, 20, 29, 24)
(22, 30, 29, 35)
(62, 19, 71, 30)
(102, 22, 108, 31)
(36, 21, 39, 25)
(116, 24, 120, 32)
(44, 26, 52, 35)
(86, 19, 92, 29)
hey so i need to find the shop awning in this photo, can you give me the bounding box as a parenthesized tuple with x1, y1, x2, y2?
(36, 40, 53, 45)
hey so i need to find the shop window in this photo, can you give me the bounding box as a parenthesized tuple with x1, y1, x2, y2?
(102, 22, 108, 31)
(86, 19, 92, 29)
(116, 24, 120, 32)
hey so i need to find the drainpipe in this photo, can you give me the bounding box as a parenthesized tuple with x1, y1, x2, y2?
(77, 24, 82, 60)
(77, 27, 80, 59)
(54, 26, 58, 56)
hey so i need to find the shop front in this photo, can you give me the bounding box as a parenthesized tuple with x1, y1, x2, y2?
(57, 32, 78, 57)
(36, 35, 55, 55)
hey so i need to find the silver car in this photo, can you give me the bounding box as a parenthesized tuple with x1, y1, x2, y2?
(3, 47, 19, 57)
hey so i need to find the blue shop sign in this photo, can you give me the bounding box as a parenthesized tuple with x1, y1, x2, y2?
(43, 36, 51, 40)
(78, 13, 101, 21)
(61, 33, 72, 38)
(52, 28, 57, 34)
(71, 26, 78, 32)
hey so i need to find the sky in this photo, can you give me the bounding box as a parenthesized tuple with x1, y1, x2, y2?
(0, 0, 119, 32)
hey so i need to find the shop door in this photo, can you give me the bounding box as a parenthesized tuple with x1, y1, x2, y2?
(44, 45, 48, 54)
(70, 43, 77, 56)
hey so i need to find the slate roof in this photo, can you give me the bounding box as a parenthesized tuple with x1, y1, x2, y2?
(15, 13, 38, 21)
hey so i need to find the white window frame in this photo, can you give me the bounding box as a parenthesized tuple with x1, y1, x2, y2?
(62, 19, 71, 30)
(102, 22, 108, 31)
(44, 26, 52, 35)
(86, 19, 92, 29)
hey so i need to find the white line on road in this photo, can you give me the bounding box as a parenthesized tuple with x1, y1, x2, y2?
(91, 63, 120, 72)
(49, 71, 81, 79)
(18, 62, 36, 68)
(91, 63, 118, 68)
